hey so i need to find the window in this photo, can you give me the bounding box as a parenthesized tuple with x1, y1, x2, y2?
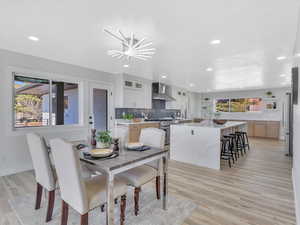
(230, 98, 247, 112)
(215, 99, 230, 112)
(214, 97, 262, 113)
(246, 98, 263, 112)
(14, 74, 79, 128)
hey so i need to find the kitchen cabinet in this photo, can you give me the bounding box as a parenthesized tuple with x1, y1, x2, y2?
(123, 88, 145, 108)
(253, 122, 267, 137)
(246, 120, 279, 139)
(215, 120, 280, 139)
(247, 121, 255, 137)
(266, 121, 280, 138)
(116, 122, 160, 143)
(115, 73, 152, 109)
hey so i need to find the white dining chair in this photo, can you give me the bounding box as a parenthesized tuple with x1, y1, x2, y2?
(50, 138, 128, 225)
(26, 133, 56, 222)
(119, 128, 165, 216)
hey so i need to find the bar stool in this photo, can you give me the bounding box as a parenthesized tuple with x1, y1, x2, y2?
(234, 132, 246, 155)
(223, 135, 238, 160)
(240, 131, 250, 150)
(221, 137, 233, 168)
(229, 133, 245, 157)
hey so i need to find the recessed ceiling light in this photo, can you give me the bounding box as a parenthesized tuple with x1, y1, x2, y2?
(123, 64, 129, 68)
(295, 53, 300, 57)
(28, 36, 39, 42)
(280, 74, 287, 77)
(210, 40, 221, 45)
(161, 75, 167, 79)
(189, 83, 195, 87)
(206, 67, 213, 72)
(277, 56, 287, 60)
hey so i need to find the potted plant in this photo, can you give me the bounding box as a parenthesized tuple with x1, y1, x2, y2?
(266, 91, 272, 98)
(96, 131, 112, 149)
(122, 113, 134, 122)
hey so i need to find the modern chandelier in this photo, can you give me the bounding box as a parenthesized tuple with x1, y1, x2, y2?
(103, 28, 155, 61)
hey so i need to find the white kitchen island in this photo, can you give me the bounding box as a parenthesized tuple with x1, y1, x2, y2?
(170, 121, 247, 170)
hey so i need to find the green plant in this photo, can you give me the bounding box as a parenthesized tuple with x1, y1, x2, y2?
(96, 131, 112, 144)
(266, 91, 272, 96)
(122, 113, 134, 120)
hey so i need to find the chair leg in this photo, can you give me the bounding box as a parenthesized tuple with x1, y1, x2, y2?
(35, 183, 43, 210)
(156, 176, 161, 200)
(61, 200, 69, 225)
(80, 213, 88, 225)
(46, 190, 55, 222)
(120, 195, 126, 225)
(134, 187, 141, 216)
(245, 134, 250, 150)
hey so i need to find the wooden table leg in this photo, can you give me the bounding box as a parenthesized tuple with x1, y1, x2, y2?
(162, 155, 168, 210)
(106, 173, 114, 225)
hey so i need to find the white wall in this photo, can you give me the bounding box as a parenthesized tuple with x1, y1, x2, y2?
(166, 85, 202, 119)
(0, 49, 116, 176)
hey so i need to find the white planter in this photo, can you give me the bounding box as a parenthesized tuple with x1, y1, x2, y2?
(96, 142, 110, 149)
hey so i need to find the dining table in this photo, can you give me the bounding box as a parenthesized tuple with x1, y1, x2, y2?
(76, 143, 169, 225)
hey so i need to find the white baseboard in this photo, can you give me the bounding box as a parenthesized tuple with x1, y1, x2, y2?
(293, 168, 300, 225)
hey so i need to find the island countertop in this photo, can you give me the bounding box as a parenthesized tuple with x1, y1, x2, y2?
(173, 121, 247, 130)
(170, 120, 247, 170)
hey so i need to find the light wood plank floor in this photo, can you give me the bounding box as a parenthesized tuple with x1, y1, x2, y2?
(0, 138, 296, 225)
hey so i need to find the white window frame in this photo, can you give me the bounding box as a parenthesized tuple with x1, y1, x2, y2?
(10, 68, 84, 132)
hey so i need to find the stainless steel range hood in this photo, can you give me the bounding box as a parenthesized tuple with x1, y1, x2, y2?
(152, 82, 176, 101)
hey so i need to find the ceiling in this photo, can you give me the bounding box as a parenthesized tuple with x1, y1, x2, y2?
(0, 0, 299, 93)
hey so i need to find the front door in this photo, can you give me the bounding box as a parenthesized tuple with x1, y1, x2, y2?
(89, 83, 113, 132)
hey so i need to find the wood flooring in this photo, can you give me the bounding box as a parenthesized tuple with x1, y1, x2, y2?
(0, 138, 296, 225)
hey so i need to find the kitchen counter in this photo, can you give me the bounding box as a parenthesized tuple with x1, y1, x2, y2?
(116, 121, 160, 125)
(170, 121, 247, 170)
(177, 121, 247, 129)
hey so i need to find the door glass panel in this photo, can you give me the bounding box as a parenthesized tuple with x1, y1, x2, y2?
(93, 88, 108, 131)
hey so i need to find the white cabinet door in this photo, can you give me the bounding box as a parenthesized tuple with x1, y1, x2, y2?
(123, 89, 145, 108)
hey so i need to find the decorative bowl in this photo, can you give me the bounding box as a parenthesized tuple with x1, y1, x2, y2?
(213, 119, 227, 125)
(126, 142, 144, 150)
(90, 148, 113, 158)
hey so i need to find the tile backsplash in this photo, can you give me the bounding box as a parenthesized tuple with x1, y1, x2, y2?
(115, 108, 181, 119)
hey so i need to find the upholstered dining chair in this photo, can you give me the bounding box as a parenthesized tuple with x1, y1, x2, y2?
(26, 133, 56, 222)
(50, 138, 128, 225)
(119, 128, 165, 216)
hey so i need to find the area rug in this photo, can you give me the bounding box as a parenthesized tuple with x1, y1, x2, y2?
(9, 187, 197, 225)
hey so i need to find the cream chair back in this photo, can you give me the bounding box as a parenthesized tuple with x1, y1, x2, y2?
(49, 138, 88, 214)
(26, 133, 55, 191)
(139, 128, 165, 149)
(139, 128, 165, 170)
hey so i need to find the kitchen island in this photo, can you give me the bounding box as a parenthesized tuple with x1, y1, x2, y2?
(170, 121, 247, 170)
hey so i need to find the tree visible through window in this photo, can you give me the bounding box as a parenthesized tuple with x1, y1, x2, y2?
(215, 97, 263, 113)
(14, 74, 79, 128)
(215, 99, 230, 112)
